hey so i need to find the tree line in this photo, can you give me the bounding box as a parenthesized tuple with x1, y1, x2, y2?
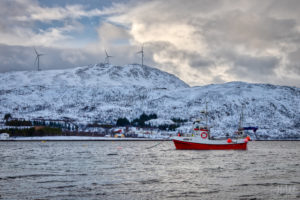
(2, 113, 188, 134)
(116, 113, 158, 127)
(116, 113, 187, 131)
(3, 113, 75, 130)
(0, 127, 62, 137)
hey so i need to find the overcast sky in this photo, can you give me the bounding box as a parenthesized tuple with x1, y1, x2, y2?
(0, 0, 299, 87)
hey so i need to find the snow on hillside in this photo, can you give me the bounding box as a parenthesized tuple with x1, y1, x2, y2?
(0, 63, 188, 89)
(0, 64, 299, 139)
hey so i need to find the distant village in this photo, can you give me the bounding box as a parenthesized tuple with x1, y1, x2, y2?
(0, 113, 189, 139)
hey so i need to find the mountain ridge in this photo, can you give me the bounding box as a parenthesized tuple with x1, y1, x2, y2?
(0, 63, 189, 89)
(0, 64, 299, 139)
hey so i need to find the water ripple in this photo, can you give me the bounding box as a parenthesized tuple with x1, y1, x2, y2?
(0, 141, 299, 200)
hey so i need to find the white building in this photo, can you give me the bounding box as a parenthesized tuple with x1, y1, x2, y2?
(0, 133, 10, 140)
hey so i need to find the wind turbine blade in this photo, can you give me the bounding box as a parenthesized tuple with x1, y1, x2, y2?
(34, 56, 38, 66)
(33, 47, 38, 55)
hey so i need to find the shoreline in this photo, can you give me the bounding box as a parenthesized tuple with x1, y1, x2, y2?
(0, 136, 171, 141)
(0, 136, 299, 142)
(1, 139, 171, 142)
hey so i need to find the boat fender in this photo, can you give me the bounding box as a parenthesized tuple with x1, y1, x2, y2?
(201, 132, 208, 139)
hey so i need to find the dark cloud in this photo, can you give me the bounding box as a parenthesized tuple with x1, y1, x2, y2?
(0, 44, 34, 72)
(0, 0, 35, 34)
(0, 44, 99, 73)
(228, 54, 279, 80)
(201, 10, 298, 51)
(211, 75, 226, 84)
(235, 55, 278, 74)
(188, 57, 213, 68)
(287, 48, 300, 75)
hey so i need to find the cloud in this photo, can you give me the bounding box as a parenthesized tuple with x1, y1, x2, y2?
(287, 48, 300, 75)
(0, 0, 112, 47)
(225, 53, 280, 82)
(105, 0, 300, 86)
(7, 0, 112, 22)
(0, 44, 34, 72)
(0, 44, 99, 73)
(97, 22, 131, 45)
(0, 0, 300, 87)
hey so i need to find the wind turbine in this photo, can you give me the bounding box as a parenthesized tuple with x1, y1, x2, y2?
(34, 47, 45, 71)
(105, 50, 113, 65)
(137, 44, 144, 67)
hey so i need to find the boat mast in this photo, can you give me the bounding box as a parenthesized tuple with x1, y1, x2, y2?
(205, 102, 208, 129)
(237, 104, 245, 139)
(239, 104, 244, 129)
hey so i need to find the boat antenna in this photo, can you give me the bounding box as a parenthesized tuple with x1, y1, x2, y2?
(239, 104, 244, 129)
(200, 99, 208, 128)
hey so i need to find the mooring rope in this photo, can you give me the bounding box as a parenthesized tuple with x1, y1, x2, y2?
(145, 136, 172, 149)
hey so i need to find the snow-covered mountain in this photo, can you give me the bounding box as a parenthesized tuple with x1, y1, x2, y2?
(0, 64, 299, 139)
(0, 63, 188, 90)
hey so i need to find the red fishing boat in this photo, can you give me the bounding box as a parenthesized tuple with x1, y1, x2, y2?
(173, 105, 255, 150)
(173, 127, 249, 150)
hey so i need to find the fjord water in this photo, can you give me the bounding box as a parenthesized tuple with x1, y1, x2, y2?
(0, 141, 299, 200)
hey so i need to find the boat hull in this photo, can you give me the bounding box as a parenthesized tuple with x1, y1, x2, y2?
(173, 139, 247, 150)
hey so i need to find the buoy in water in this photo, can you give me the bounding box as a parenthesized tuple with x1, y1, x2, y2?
(227, 138, 232, 143)
(41, 140, 46, 143)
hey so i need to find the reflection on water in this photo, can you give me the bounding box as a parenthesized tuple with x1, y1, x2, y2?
(0, 141, 299, 200)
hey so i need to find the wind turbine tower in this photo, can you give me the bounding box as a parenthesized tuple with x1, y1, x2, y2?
(137, 45, 144, 67)
(105, 50, 113, 65)
(34, 47, 45, 71)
